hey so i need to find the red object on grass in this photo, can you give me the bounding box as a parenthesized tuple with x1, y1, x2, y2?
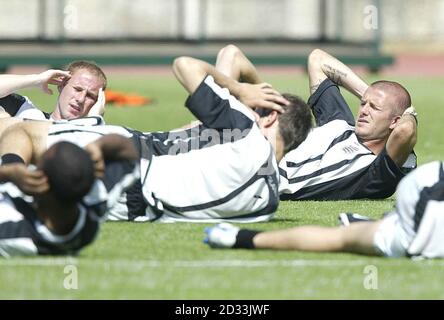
(105, 90, 153, 107)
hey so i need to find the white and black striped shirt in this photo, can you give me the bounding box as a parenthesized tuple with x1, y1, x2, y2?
(0, 94, 50, 120)
(0, 160, 139, 257)
(399, 161, 444, 258)
(0, 93, 105, 125)
(45, 76, 280, 222)
(126, 75, 280, 222)
(279, 79, 414, 200)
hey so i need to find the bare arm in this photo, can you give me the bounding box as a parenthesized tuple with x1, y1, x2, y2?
(176, 45, 264, 130)
(0, 120, 50, 164)
(0, 117, 24, 138)
(308, 49, 369, 98)
(85, 134, 138, 178)
(253, 221, 382, 255)
(0, 123, 35, 164)
(0, 121, 50, 194)
(385, 108, 417, 167)
(173, 56, 243, 96)
(0, 163, 49, 195)
(0, 69, 71, 98)
(0, 107, 11, 119)
(93, 134, 138, 161)
(215, 44, 262, 84)
(173, 56, 287, 111)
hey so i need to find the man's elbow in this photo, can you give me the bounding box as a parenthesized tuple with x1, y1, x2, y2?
(392, 120, 417, 148)
(172, 56, 208, 94)
(217, 44, 242, 61)
(308, 49, 326, 70)
(172, 56, 192, 76)
(218, 44, 241, 55)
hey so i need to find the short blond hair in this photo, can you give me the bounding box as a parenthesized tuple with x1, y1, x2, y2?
(66, 60, 107, 90)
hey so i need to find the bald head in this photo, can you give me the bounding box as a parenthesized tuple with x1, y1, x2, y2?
(39, 141, 95, 204)
(370, 80, 411, 115)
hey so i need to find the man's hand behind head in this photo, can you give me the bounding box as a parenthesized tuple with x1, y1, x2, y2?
(85, 134, 139, 179)
(36, 69, 71, 95)
(87, 88, 106, 117)
(237, 82, 288, 113)
(2, 163, 49, 195)
(84, 142, 105, 178)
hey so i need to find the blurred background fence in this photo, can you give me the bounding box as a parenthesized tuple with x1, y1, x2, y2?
(1, 0, 443, 70)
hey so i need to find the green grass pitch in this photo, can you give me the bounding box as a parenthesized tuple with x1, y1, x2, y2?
(1, 71, 444, 299)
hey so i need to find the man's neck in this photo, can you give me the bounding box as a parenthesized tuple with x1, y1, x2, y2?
(36, 200, 79, 236)
(361, 138, 387, 155)
(274, 138, 284, 162)
(263, 127, 284, 162)
(50, 111, 61, 121)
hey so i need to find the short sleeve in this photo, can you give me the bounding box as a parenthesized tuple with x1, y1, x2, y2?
(307, 79, 355, 126)
(185, 75, 254, 131)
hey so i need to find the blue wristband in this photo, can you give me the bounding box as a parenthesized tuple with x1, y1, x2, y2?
(1, 153, 25, 165)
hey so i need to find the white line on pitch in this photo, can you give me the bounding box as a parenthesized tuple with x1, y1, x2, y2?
(2, 258, 444, 268)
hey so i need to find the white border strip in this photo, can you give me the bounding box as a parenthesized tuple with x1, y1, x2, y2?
(2, 258, 444, 268)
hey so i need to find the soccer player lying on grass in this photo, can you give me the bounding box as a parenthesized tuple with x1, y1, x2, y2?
(0, 61, 107, 122)
(213, 45, 417, 200)
(0, 57, 312, 223)
(281, 48, 417, 200)
(205, 161, 444, 259)
(0, 134, 139, 257)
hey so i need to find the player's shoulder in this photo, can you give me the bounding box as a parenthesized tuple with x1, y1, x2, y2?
(304, 119, 354, 142)
(0, 187, 35, 224)
(0, 182, 29, 199)
(417, 161, 443, 172)
(406, 161, 443, 184)
(320, 118, 355, 132)
(53, 116, 105, 126)
(283, 119, 355, 153)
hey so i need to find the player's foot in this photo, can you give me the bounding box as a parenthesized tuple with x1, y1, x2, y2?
(338, 212, 374, 226)
(204, 223, 240, 248)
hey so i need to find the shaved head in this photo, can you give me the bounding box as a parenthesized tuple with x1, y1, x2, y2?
(39, 141, 95, 204)
(370, 80, 411, 115)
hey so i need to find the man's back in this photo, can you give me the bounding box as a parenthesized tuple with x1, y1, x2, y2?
(0, 137, 139, 257)
(143, 119, 279, 222)
(114, 75, 281, 222)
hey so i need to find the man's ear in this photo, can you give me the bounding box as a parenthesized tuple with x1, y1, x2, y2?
(263, 110, 278, 128)
(389, 115, 401, 130)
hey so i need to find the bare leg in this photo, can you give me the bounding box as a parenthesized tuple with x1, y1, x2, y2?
(253, 221, 382, 255)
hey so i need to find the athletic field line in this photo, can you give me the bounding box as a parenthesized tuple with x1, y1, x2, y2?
(1, 258, 444, 268)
